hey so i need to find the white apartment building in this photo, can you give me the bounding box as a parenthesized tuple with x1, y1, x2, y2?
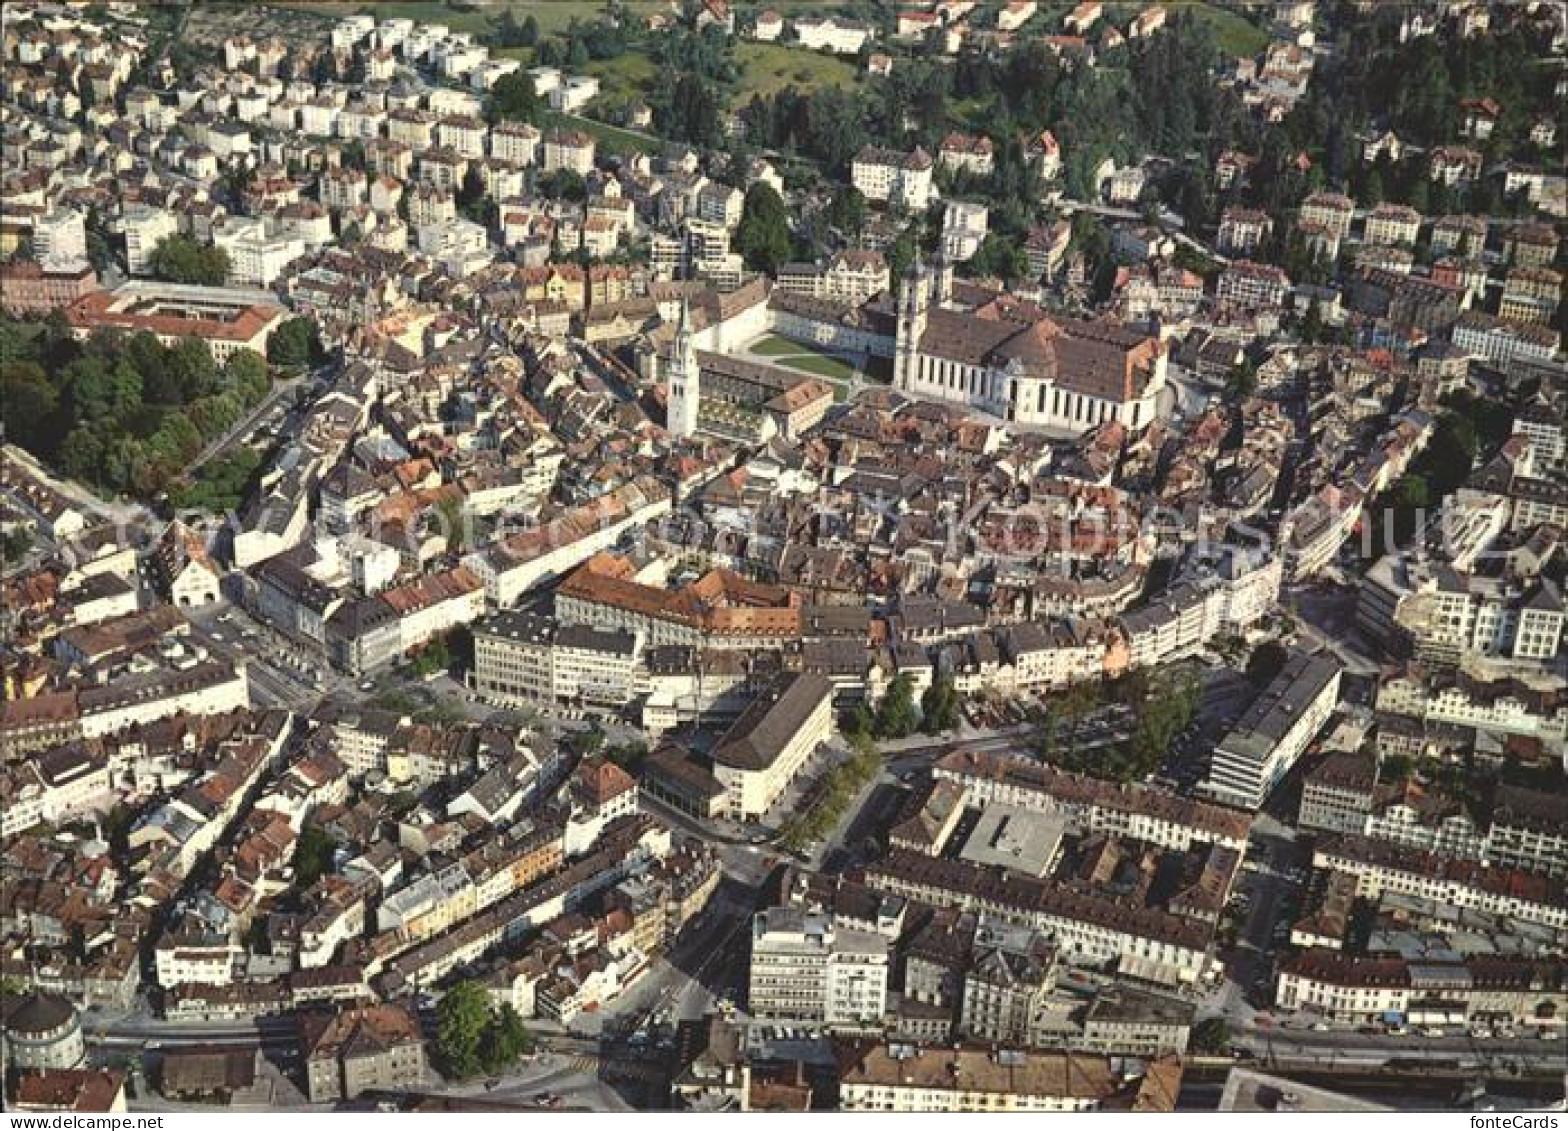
(851, 145, 934, 212)
(794, 16, 872, 54)
(472, 612, 642, 711)
(214, 217, 305, 287)
(942, 199, 989, 262)
(1315, 836, 1568, 930)
(1203, 652, 1341, 810)
(32, 208, 87, 267)
(748, 908, 889, 1027)
(542, 129, 596, 175)
(123, 205, 177, 276)
(490, 121, 540, 166)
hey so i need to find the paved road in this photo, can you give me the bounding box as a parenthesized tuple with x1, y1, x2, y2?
(3, 442, 149, 528)
(189, 373, 305, 471)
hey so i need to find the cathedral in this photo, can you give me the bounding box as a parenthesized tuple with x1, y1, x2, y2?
(893, 256, 1169, 434)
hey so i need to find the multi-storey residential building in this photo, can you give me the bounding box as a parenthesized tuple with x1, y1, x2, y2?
(472, 612, 641, 711)
(1430, 214, 1487, 258)
(1451, 311, 1558, 370)
(863, 850, 1214, 982)
(1499, 266, 1562, 326)
(748, 908, 889, 1027)
(542, 128, 595, 175)
(122, 204, 177, 276)
(1216, 260, 1290, 309)
(793, 15, 872, 54)
(1364, 203, 1422, 247)
(301, 1006, 427, 1102)
(1297, 751, 1377, 835)
(938, 132, 995, 177)
(32, 208, 87, 266)
(1217, 207, 1272, 256)
(490, 121, 540, 165)
(1297, 192, 1355, 243)
(1276, 952, 1565, 1028)
(1203, 652, 1341, 810)
(851, 146, 934, 212)
(1314, 835, 1568, 930)
(934, 750, 1251, 852)
(958, 922, 1059, 1046)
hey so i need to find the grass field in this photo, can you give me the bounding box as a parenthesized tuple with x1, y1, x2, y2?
(779, 353, 856, 383)
(750, 334, 808, 358)
(581, 52, 658, 104)
(541, 110, 659, 155)
(732, 42, 860, 105)
(1186, 2, 1269, 58)
(748, 335, 858, 390)
(269, 1, 642, 36)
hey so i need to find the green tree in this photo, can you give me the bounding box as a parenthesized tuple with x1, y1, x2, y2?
(826, 186, 867, 238)
(0, 361, 61, 455)
(1224, 359, 1257, 400)
(60, 355, 139, 421)
(435, 981, 492, 1079)
(150, 234, 230, 285)
(486, 70, 541, 125)
(294, 825, 338, 888)
(58, 425, 105, 483)
(168, 338, 218, 402)
(224, 348, 271, 405)
(435, 980, 534, 1079)
(920, 677, 962, 734)
(733, 182, 791, 273)
(875, 673, 919, 739)
(2, 527, 31, 564)
(267, 316, 323, 371)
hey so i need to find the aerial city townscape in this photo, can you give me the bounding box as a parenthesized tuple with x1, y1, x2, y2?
(0, 0, 1563, 1118)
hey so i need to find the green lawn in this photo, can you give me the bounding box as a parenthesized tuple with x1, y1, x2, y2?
(780, 353, 857, 382)
(270, 1, 491, 34)
(582, 52, 658, 104)
(269, 1, 652, 37)
(750, 334, 810, 358)
(541, 110, 659, 155)
(1186, 2, 1269, 58)
(732, 42, 860, 106)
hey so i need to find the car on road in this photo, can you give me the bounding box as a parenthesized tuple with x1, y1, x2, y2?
(533, 1092, 562, 1108)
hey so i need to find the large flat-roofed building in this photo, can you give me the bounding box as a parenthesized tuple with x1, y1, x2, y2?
(472, 611, 640, 711)
(710, 671, 833, 821)
(1202, 652, 1341, 810)
(958, 803, 1066, 877)
(748, 907, 889, 1028)
(64, 281, 288, 361)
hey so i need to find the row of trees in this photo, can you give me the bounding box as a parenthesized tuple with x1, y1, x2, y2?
(842, 673, 964, 742)
(780, 731, 880, 854)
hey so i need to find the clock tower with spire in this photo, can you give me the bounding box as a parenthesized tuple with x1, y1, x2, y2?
(667, 296, 700, 438)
